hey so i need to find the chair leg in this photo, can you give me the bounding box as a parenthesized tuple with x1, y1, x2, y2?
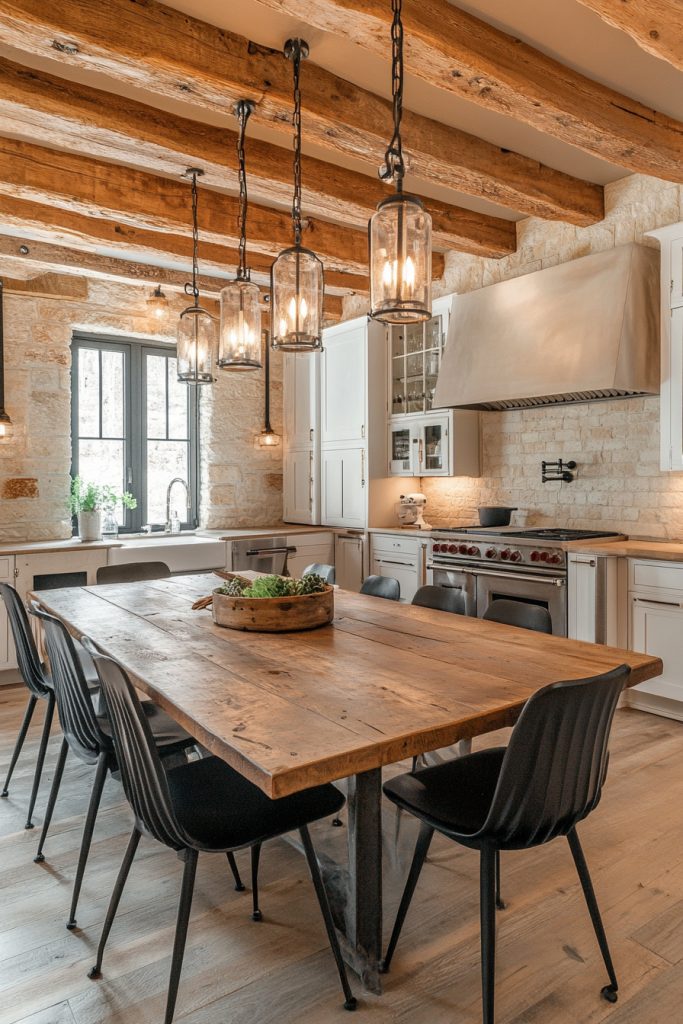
(88, 828, 141, 979)
(495, 848, 506, 910)
(1, 693, 38, 798)
(480, 846, 497, 1024)
(250, 842, 263, 921)
(567, 828, 619, 1003)
(380, 821, 434, 974)
(25, 693, 55, 829)
(34, 736, 68, 863)
(226, 851, 245, 891)
(67, 751, 109, 930)
(299, 825, 357, 1011)
(164, 848, 198, 1024)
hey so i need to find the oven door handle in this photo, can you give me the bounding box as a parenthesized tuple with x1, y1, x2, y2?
(430, 564, 566, 587)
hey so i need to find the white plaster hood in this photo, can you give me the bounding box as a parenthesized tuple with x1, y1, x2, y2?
(433, 243, 660, 411)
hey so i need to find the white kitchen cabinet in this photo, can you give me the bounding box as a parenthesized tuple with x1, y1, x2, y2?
(286, 532, 335, 579)
(321, 448, 365, 529)
(646, 226, 683, 470)
(283, 449, 317, 524)
(670, 236, 683, 309)
(0, 555, 17, 673)
(335, 532, 365, 592)
(388, 411, 480, 477)
(283, 352, 319, 450)
(567, 553, 619, 645)
(370, 533, 427, 604)
(320, 319, 367, 447)
(630, 594, 683, 704)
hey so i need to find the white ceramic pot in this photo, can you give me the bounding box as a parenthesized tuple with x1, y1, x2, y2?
(78, 510, 102, 543)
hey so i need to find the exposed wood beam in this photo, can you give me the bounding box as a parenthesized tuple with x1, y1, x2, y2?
(0, 0, 604, 225)
(574, 0, 683, 73)
(0, 138, 444, 285)
(0, 194, 369, 299)
(259, 0, 683, 183)
(0, 57, 516, 258)
(0, 271, 88, 299)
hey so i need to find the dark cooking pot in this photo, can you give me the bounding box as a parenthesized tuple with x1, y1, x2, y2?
(478, 506, 518, 527)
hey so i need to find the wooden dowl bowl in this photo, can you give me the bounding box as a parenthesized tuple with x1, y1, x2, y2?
(212, 585, 334, 633)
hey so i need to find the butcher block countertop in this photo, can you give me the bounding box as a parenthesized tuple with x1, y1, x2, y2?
(564, 539, 683, 561)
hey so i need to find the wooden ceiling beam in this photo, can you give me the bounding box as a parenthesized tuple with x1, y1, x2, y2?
(0, 0, 603, 225)
(1, 272, 88, 299)
(0, 194, 370, 299)
(0, 57, 516, 258)
(259, 0, 683, 183)
(574, 0, 683, 73)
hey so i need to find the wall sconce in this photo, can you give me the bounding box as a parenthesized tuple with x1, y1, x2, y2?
(146, 284, 169, 320)
(0, 281, 12, 440)
(256, 330, 281, 448)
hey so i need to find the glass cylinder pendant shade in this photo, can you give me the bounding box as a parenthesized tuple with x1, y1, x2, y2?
(177, 305, 216, 384)
(370, 193, 432, 324)
(217, 279, 262, 370)
(270, 245, 324, 352)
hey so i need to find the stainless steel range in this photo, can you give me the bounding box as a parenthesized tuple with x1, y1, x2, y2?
(429, 527, 623, 636)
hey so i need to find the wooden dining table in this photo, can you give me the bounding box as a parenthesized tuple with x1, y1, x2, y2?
(31, 573, 662, 993)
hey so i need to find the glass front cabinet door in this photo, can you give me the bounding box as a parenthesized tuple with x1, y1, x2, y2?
(390, 305, 448, 417)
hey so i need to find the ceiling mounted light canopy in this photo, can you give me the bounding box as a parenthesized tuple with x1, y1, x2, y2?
(218, 100, 262, 371)
(369, 0, 432, 325)
(271, 39, 324, 353)
(177, 168, 216, 384)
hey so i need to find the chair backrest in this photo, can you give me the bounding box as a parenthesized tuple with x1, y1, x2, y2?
(479, 664, 630, 849)
(412, 585, 466, 615)
(0, 583, 50, 697)
(96, 561, 171, 585)
(303, 563, 335, 584)
(29, 603, 107, 764)
(360, 574, 400, 601)
(483, 598, 552, 634)
(83, 643, 189, 851)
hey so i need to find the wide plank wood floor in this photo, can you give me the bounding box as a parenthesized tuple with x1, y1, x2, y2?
(1, 682, 683, 1023)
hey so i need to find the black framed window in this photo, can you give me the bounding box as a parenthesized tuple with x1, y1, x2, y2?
(71, 333, 199, 532)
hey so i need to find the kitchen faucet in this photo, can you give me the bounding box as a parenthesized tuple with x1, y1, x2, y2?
(165, 478, 191, 533)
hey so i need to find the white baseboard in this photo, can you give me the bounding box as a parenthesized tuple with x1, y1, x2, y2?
(623, 690, 683, 724)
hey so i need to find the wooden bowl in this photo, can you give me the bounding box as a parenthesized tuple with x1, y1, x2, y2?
(212, 585, 334, 633)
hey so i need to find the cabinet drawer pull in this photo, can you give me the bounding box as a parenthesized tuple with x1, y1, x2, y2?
(376, 558, 415, 568)
(633, 597, 683, 609)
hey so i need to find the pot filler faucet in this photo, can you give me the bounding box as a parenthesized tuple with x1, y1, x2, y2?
(165, 477, 191, 533)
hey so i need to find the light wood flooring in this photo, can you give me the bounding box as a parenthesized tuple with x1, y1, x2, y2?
(1, 683, 683, 1024)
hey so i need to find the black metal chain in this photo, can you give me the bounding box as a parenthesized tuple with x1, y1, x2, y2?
(285, 39, 308, 246)
(235, 100, 254, 280)
(184, 168, 204, 304)
(379, 0, 405, 188)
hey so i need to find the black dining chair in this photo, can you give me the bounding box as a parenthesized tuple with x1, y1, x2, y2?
(0, 583, 98, 829)
(303, 563, 336, 584)
(96, 561, 171, 584)
(360, 575, 400, 601)
(28, 602, 207, 931)
(381, 664, 630, 1024)
(85, 646, 357, 1023)
(483, 598, 552, 634)
(412, 585, 467, 615)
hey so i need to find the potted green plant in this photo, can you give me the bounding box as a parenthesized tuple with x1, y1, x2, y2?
(70, 477, 137, 542)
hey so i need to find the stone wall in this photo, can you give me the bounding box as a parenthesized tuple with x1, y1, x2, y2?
(0, 279, 283, 543)
(346, 173, 683, 539)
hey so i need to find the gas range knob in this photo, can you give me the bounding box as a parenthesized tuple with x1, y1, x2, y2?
(432, 542, 441, 553)
(548, 552, 563, 565)
(467, 546, 480, 557)
(448, 544, 458, 554)
(500, 549, 510, 560)
(530, 550, 540, 562)
(539, 551, 549, 562)
(509, 550, 522, 562)
(458, 543, 469, 555)
(485, 548, 497, 559)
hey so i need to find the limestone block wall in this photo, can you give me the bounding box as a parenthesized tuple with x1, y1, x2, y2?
(345, 173, 683, 539)
(0, 279, 283, 543)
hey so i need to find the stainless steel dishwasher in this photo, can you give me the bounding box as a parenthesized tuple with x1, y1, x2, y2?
(231, 537, 297, 576)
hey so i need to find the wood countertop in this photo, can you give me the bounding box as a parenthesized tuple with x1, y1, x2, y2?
(0, 538, 122, 556)
(564, 539, 683, 561)
(32, 574, 662, 799)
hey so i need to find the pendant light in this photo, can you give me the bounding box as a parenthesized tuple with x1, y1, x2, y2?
(218, 100, 262, 371)
(177, 168, 216, 384)
(271, 39, 324, 352)
(256, 330, 281, 447)
(0, 282, 12, 439)
(369, 0, 432, 324)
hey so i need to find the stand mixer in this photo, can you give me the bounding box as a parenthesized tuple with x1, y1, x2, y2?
(396, 493, 431, 530)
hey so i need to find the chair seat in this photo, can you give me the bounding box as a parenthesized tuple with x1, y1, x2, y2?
(383, 747, 507, 841)
(98, 702, 193, 756)
(167, 756, 344, 852)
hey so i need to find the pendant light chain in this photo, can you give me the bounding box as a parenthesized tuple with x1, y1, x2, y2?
(185, 168, 204, 305)
(380, 0, 405, 188)
(288, 39, 306, 246)
(235, 100, 254, 281)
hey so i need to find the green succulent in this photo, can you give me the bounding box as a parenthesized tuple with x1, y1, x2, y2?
(298, 573, 328, 595)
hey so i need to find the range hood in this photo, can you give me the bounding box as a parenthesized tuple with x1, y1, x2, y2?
(433, 243, 660, 411)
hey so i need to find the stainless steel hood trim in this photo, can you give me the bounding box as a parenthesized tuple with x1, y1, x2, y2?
(433, 243, 660, 411)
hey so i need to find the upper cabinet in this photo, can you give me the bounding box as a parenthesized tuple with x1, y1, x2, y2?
(283, 352, 319, 450)
(321, 320, 367, 446)
(647, 225, 683, 471)
(390, 297, 450, 417)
